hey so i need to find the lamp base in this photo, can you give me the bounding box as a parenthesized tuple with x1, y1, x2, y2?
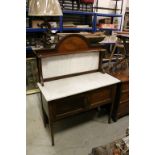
(38, 19, 56, 48)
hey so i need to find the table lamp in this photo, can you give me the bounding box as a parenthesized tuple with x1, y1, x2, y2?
(28, 0, 63, 48)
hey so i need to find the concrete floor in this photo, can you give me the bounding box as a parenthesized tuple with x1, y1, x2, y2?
(27, 94, 128, 155)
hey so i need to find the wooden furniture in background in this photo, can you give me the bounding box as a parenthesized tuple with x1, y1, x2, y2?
(107, 32, 129, 72)
(111, 69, 129, 121)
(34, 34, 120, 146)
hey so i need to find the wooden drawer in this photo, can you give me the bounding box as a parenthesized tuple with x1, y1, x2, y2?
(117, 101, 129, 117)
(121, 82, 129, 92)
(120, 91, 129, 102)
(88, 87, 112, 107)
(52, 94, 86, 119)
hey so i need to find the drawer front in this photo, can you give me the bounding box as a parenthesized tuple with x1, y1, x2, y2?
(117, 101, 129, 117)
(52, 94, 85, 119)
(120, 91, 129, 102)
(121, 82, 129, 92)
(88, 87, 112, 107)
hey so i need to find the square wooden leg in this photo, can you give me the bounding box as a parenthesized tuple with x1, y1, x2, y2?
(108, 85, 117, 123)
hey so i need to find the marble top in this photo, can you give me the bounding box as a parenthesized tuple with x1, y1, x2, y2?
(38, 72, 120, 102)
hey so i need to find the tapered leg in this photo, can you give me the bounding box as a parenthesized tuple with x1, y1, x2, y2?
(108, 105, 113, 123)
(108, 101, 115, 123)
(48, 103, 55, 146)
(49, 121, 54, 146)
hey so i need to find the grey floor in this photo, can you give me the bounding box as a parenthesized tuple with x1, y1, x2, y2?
(27, 94, 128, 155)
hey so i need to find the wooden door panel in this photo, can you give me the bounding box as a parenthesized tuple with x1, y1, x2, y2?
(52, 94, 85, 119)
(88, 87, 112, 106)
(117, 101, 129, 117)
(120, 91, 129, 102)
(121, 82, 129, 91)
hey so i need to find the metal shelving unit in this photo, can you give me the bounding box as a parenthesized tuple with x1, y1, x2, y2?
(26, 10, 122, 33)
(63, 10, 95, 15)
(26, 8, 123, 94)
(26, 28, 60, 33)
(96, 12, 122, 17)
(62, 27, 93, 31)
(97, 28, 120, 31)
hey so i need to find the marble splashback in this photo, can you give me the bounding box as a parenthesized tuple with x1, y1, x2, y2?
(42, 52, 99, 79)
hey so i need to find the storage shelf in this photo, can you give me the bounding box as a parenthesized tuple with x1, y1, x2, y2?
(63, 10, 122, 17)
(63, 10, 95, 15)
(93, 7, 120, 11)
(26, 9, 122, 33)
(26, 9, 122, 17)
(26, 28, 60, 32)
(62, 27, 92, 31)
(97, 28, 120, 31)
(27, 24, 121, 33)
(96, 13, 122, 17)
(26, 27, 93, 32)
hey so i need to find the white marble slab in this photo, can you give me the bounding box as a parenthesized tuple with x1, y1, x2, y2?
(42, 52, 99, 79)
(38, 72, 120, 102)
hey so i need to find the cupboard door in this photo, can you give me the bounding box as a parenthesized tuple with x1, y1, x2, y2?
(117, 101, 129, 118)
(88, 87, 112, 107)
(120, 91, 129, 102)
(52, 94, 85, 119)
(121, 82, 129, 92)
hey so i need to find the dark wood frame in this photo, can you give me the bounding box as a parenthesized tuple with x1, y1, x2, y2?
(34, 34, 105, 86)
(110, 70, 129, 121)
(34, 34, 119, 146)
(112, 81, 129, 121)
(40, 85, 117, 146)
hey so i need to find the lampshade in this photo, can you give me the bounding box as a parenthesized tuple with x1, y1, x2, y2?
(28, 0, 62, 16)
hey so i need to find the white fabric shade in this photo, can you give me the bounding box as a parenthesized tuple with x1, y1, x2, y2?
(28, 0, 62, 16)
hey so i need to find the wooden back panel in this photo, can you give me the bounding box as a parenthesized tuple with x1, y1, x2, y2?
(34, 34, 104, 85)
(56, 34, 90, 53)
